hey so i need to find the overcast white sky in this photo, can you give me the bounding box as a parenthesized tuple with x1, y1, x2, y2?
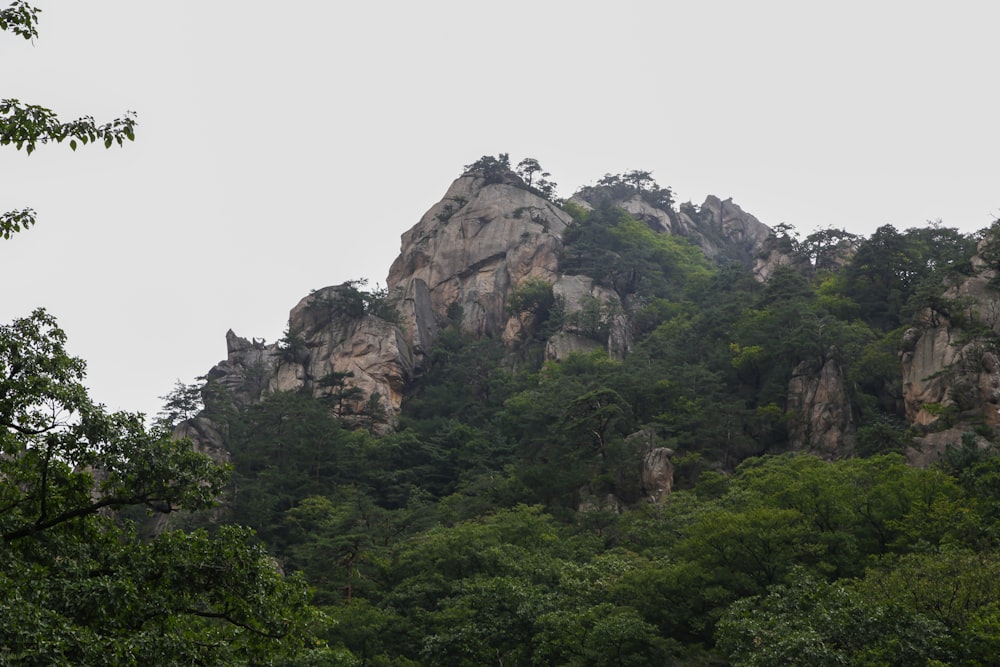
(2, 1, 999, 418)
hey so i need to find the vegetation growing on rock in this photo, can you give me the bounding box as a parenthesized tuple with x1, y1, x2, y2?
(144, 157, 1000, 664)
(8, 87, 1000, 663)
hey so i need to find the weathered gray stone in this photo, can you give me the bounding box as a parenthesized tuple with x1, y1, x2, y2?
(200, 284, 413, 433)
(203, 330, 282, 405)
(550, 275, 632, 359)
(901, 327, 964, 426)
(388, 175, 572, 357)
(641, 447, 675, 503)
(576, 489, 625, 514)
(545, 332, 603, 361)
(787, 353, 855, 457)
(753, 239, 798, 282)
(569, 188, 783, 275)
(617, 194, 673, 233)
(699, 195, 775, 258)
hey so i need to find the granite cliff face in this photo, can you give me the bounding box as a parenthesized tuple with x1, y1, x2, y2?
(787, 353, 855, 457)
(194, 285, 413, 438)
(187, 162, 881, 468)
(275, 286, 413, 418)
(900, 239, 1000, 455)
(387, 173, 572, 359)
(194, 171, 585, 434)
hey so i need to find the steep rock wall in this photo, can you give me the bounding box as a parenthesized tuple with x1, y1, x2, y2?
(698, 195, 775, 262)
(275, 286, 413, 419)
(189, 172, 793, 439)
(387, 175, 572, 357)
(199, 285, 413, 433)
(901, 240, 1000, 434)
(786, 353, 855, 457)
(546, 275, 631, 360)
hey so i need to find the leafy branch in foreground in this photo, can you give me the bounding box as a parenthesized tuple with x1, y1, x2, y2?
(0, 207, 35, 240)
(0, 1, 39, 40)
(0, 99, 137, 154)
(0, 309, 328, 663)
(2, 6, 137, 236)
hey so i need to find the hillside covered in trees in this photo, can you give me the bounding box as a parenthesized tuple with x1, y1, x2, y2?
(152, 155, 1000, 664)
(9, 150, 1000, 665)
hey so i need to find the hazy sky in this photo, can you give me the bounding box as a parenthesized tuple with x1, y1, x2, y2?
(2, 2, 999, 418)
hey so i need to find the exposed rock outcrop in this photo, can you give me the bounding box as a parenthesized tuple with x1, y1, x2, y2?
(753, 235, 800, 282)
(388, 174, 572, 358)
(547, 275, 631, 360)
(200, 284, 413, 433)
(545, 332, 603, 360)
(274, 286, 413, 423)
(569, 190, 779, 271)
(697, 195, 776, 262)
(576, 490, 626, 514)
(900, 236, 1000, 439)
(907, 430, 992, 467)
(203, 330, 281, 406)
(173, 414, 230, 463)
(786, 352, 855, 458)
(901, 326, 967, 426)
(641, 447, 675, 503)
(617, 194, 673, 234)
(192, 165, 871, 466)
(901, 323, 1000, 430)
(900, 238, 1000, 465)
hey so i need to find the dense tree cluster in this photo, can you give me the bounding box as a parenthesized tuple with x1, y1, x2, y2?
(193, 379, 1000, 664)
(577, 170, 675, 211)
(561, 200, 712, 300)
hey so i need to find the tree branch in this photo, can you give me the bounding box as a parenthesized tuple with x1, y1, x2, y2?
(1, 99, 137, 154)
(0, 1, 40, 40)
(182, 609, 289, 640)
(2, 491, 171, 542)
(0, 207, 35, 239)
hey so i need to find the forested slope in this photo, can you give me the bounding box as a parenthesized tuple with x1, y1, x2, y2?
(7, 4, 999, 663)
(158, 156, 1000, 664)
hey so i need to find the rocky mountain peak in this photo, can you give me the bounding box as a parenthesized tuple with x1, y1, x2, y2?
(387, 172, 572, 358)
(192, 159, 857, 449)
